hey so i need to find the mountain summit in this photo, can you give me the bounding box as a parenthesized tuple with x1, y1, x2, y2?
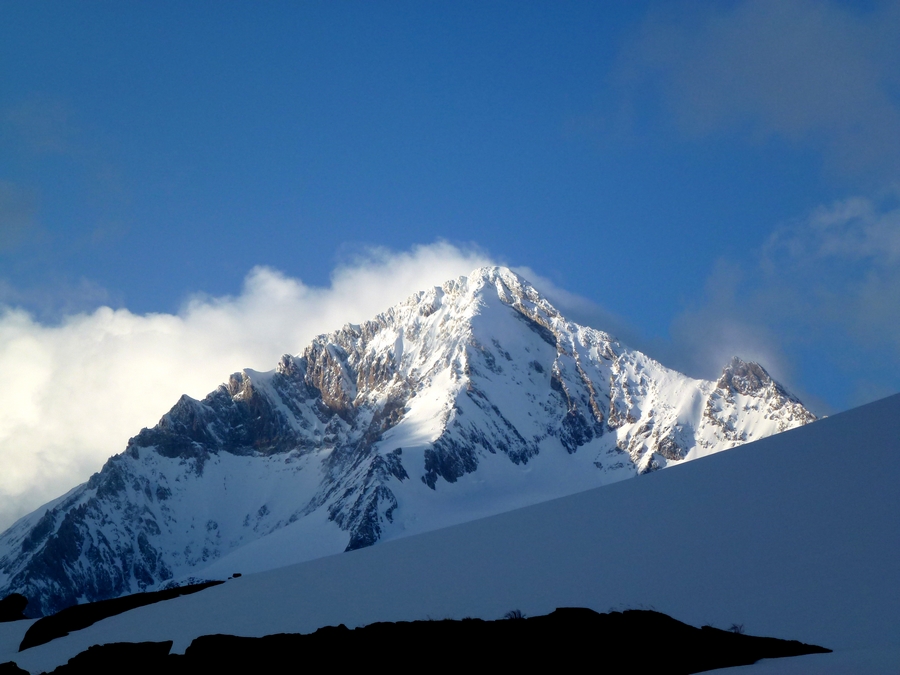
(0, 267, 814, 615)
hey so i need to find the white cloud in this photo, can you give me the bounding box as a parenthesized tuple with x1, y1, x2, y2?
(620, 0, 900, 180)
(0, 242, 492, 530)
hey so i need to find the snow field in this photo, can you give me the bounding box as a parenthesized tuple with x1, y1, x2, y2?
(5, 393, 898, 674)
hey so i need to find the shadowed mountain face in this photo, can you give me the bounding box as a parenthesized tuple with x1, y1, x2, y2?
(0, 267, 814, 616)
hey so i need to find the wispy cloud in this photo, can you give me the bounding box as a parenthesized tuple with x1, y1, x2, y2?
(603, 0, 900, 412)
(0, 242, 492, 530)
(664, 196, 900, 414)
(0, 181, 39, 252)
(762, 196, 900, 353)
(619, 0, 900, 180)
(509, 265, 645, 348)
(3, 97, 76, 156)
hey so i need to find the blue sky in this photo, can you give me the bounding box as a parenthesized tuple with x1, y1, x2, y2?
(1, 1, 899, 522)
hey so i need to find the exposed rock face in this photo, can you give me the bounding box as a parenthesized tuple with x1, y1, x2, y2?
(0, 267, 816, 616)
(704, 357, 816, 443)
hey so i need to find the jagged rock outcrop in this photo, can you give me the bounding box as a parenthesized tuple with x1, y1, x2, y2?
(0, 267, 816, 616)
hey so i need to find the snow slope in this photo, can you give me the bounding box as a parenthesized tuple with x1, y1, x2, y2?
(0, 267, 814, 615)
(3, 393, 897, 674)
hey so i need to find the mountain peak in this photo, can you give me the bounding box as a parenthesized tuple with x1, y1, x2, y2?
(443, 266, 550, 310)
(717, 356, 773, 396)
(462, 264, 528, 286)
(0, 271, 817, 616)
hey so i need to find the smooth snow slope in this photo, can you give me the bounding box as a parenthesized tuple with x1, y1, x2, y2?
(5, 393, 898, 674)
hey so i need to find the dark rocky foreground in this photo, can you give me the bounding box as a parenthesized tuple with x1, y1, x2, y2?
(17, 581, 223, 651)
(0, 596, 27, 623)
(3, 607, 830, 674)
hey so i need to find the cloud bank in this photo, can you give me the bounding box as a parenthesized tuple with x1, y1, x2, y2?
(0, 243, 492, 530)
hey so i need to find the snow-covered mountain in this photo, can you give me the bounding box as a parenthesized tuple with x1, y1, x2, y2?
(0, 267, 814, 616)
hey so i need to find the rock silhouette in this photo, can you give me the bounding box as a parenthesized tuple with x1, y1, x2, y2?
(42, 607, 830, 674)
(19, 581, 222, 651)
(0, 595, 27, 623)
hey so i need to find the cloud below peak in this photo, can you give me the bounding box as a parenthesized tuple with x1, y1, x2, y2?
(0, 242, 492, 530)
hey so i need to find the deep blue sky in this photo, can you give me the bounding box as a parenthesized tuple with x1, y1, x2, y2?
(2, 0, 899, 414)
